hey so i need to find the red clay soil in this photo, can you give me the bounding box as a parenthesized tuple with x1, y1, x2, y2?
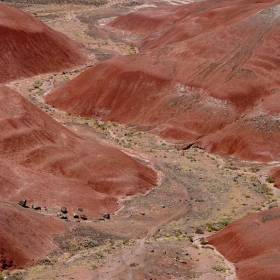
(196, 95, 280, 162)
(0, 201, 64, 271)
(207, 207, 280, 280)
(0, 84, 157, 268)
(111, 0, 280, 51)
(45, 0, 280, 162)
(0, 84, 157, 213)
(0, 3, 86, 83)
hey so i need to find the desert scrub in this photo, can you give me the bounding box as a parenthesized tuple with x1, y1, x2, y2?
(200, 238, 208, 245)
(205, 218, 231, 232)
(251, 166, 260, 173)
(259, 183, 273, 196)
(33, 80, 43, 89)
(195, 227, 204, 234)
(268, 202, 278, 209)
(212, 265, 226, 272)
(266, 176, 275, 184)
(187, 235, 194, 242)
(221, 218, 231, 226)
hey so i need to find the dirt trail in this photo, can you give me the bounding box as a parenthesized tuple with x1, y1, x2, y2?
(92, 200, 189, 279)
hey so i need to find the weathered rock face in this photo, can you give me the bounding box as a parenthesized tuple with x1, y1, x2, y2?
(0, 84, 157, 270)
(0, 3, 85, 83)
(45, 0, 280, 163)
(207, 207, 280, 280)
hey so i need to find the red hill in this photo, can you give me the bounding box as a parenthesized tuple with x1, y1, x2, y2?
(46, 0, 280, 163)
(0, 3, 85, 82)
(0, 202, 64, 270)
(0, 84, 157, 270)
(207, 207, 280, 280)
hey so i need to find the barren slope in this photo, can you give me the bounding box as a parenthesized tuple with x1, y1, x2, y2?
(0, 202, 64, 270)
(45, 0, 280, 162)
(0, 3, 86, 83)
(0, 84, 157, 270)
(207, 207, 280, 280)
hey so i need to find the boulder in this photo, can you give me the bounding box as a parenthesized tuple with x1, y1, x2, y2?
(18, 199, 26, 207)
(61, 206, 67, 214)
(32, 205, 41, 210)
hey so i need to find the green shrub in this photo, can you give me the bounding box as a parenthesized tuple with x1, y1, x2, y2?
(268, 202, 278, 209)
(212, 265, 226, 272)
(195, 227, 204, 234)
(266, 176, 275, 183)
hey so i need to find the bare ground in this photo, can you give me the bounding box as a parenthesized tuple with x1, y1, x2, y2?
(3, 0, 280, 279)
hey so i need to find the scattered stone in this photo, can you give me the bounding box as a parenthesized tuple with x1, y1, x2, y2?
(32, 204, 41, 210)
(61, 206, 67, 214)
(81, 214, 87, 220)
(140, 212, 145, 215)
(78, 207, 83, 212)
(60, 215, 68, 220)
(18, 199, 27, 207)
(57, 213, 62, 217)
(103, 213, 110, 219)
(73, 213, 79, 218)
(161, 205, 166, 208)
(151, 249, 154, 252)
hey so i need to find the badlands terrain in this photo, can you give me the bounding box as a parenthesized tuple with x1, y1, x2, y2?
(0, 0, 280, 279)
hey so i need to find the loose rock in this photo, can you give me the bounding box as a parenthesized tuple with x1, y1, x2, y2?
(81, 214, 87, 220)
(32, 204, 41, 210)
(73, 213, 79, 218)
(61, 206, 67, 214)
(18, 199, 27, 207)
(103, 213, 110, 219)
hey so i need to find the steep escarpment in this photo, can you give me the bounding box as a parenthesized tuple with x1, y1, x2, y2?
(0, 3, 85, 82)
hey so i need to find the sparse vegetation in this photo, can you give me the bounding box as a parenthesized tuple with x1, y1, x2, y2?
(212, 264, 227, 272)
(195, 227, 204, 234)
(200, 238, 207, 245)
(251, 167, 260, 173)
(4, 2, 278, 279)
(268, 202, 278, 209)
(266, 176, 275, 184)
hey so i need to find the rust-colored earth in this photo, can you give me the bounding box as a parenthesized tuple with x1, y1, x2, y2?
(0, 3, 86, 83)
(207, 207, 280, 280)
(42, 0, 280, 278)
(0, 55, 157, 270)
(46, 0, 280, 163)
(1, 0, 280, 279)
(0, 202, 64, 270)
